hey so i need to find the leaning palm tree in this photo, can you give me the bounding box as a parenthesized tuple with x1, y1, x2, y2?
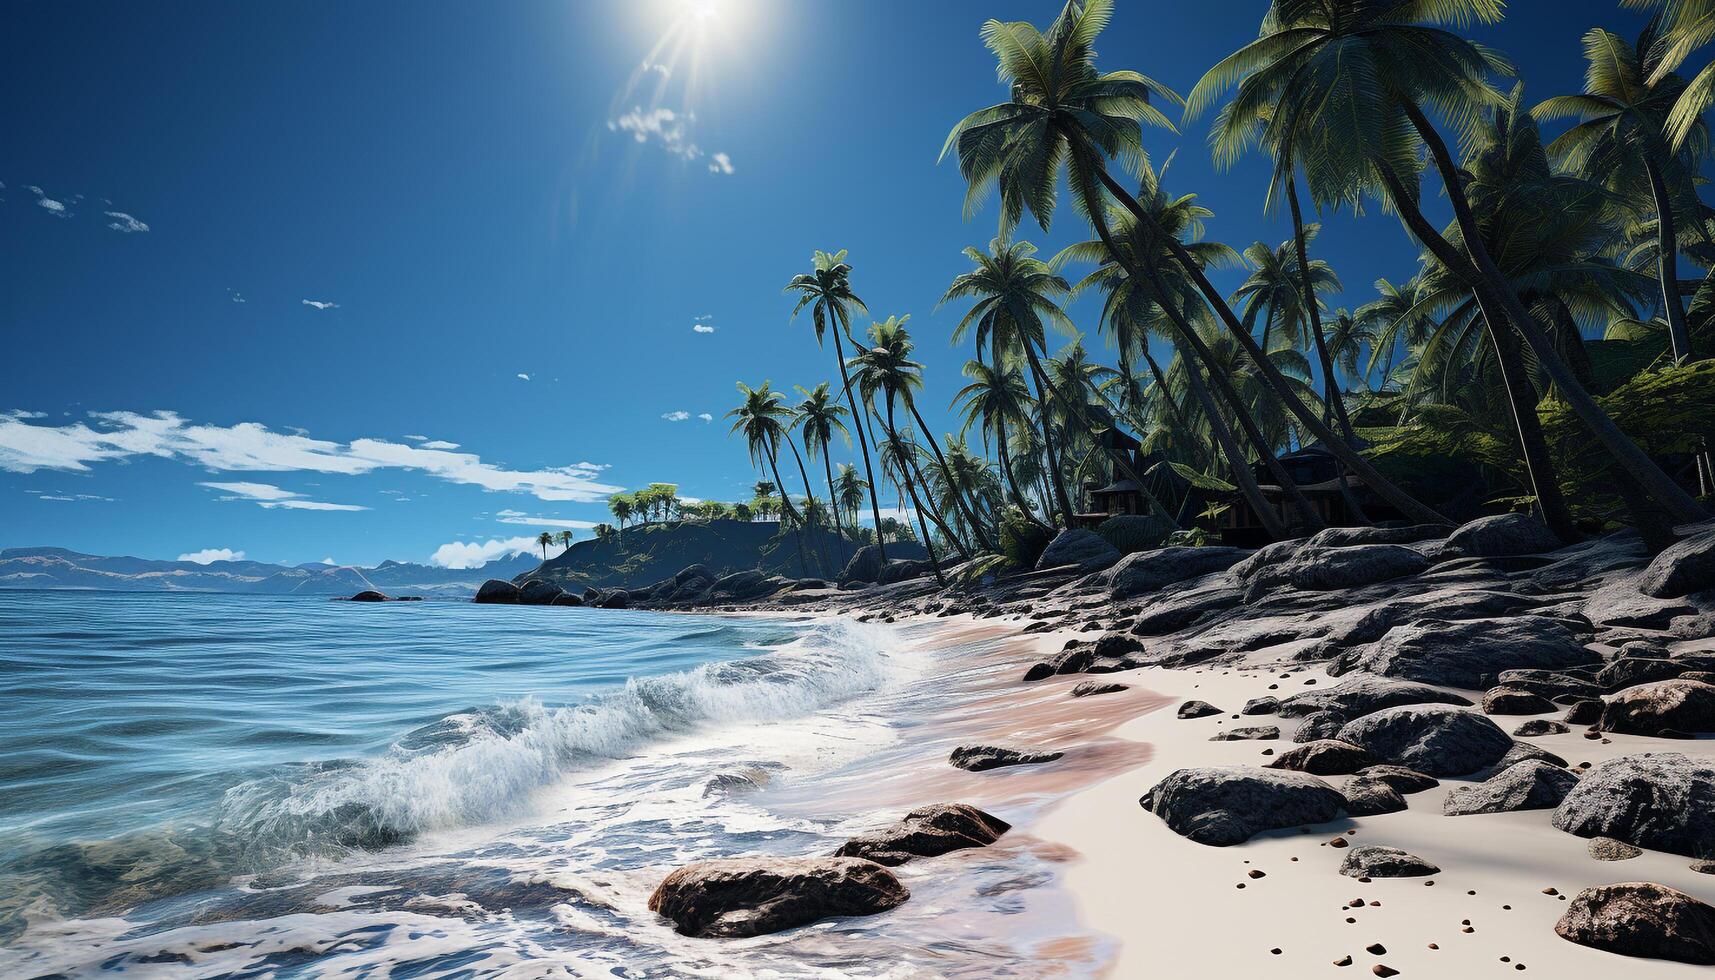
(944, 0, 1447, 527)
(791, 382, 853, 564)
(727, 381, 814, 575)
(556, 530, 573, 554)
(536, 531, 553, 560)
(785, 250, 889, 559)
(1189, 0, 1705, 525)
(953, 359, 1047, 524)
(1231, 229, 1351, 436)
(877, 429, 947, 585)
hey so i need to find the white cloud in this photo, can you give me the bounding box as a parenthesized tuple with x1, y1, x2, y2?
(429, 536, 540, 569)
(642, 61, 671, 78)
(178, 548, 246, 564)
(662, 410, 691, 422)
(320, 557, 336, 565)
(608, 106, 732, 174)
(199, 480, 368, 511)
(708, 152, 734, 175)
(302, 299, 339, 310)
(495, 508, 598, 530)
(0, 410, 621, 502)
(37, 197, 67, 216)
(420, 440, 459, 450)
(404, 434, 429, 442)
(697, 412, 713, 422)
(229, 289, 246, 304)
(105, 211, 149, 233)
(692, 323, 716, 334)
(516, 373, 531, 381)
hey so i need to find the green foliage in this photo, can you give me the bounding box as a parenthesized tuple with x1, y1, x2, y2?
(1095, 513, 1174, 554)
(998, 507, 1054, 568)
(1163, 527, 1215, 548)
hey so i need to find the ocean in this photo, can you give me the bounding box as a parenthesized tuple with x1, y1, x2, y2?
(0, 591, 1107, 977)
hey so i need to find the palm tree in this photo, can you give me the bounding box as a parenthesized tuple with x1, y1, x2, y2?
(953, 359, 1046, 523)
(1231, 229, 1351, 436)
(1623, 0, 1715, 148)
(556, 530, 573, 554)
(1355, 277, 1435, 386)
(1188, 0, 1705, 525)
(944, 0, 1447, 527)
(608, 493, 633, 543)
(834, 464, 868, 536)
(791, 382, 853, 565)
(785, 250, 889, 559)
(536, 531, 553, 560)
(727, 381, 813, 575)
(877, 429, 947, 585)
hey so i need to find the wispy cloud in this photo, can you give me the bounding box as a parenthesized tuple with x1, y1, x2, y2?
(608, 106, 733, 174)
(516, 373, 531, 381)
(495, 508, 598, 530)
(36, 491, 115, 502)
(200, 480, 368, 511)
(662, 410, 691, 422)
(692, 323, 716, 334)
(178, 547, 245, 564)
(641, 61, 671, 78)
(0, 410, 621, 502)
(420, 440, 459, 450)
(428, 536, 540, 569)
(708, 152, 734, 175)
(105, 211, 149, 233)
(302, 299, 339, 310)
(697, 412, 713, 422)
(37, 197, 68, 216)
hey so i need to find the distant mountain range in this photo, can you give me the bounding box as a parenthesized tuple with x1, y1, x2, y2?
(0, 547, 543, 596)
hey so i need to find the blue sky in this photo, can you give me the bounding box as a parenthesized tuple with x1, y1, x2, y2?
(1, 0, 1654, 567)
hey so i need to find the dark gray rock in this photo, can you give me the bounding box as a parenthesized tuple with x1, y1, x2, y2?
(1553, 753, 1715, 858)
(948, 745, 1064, 772)
(1443, 760, 1580, 816)
(1274, 544, 1431, 592)
(1556, 882, 1715, 965)
(594, 588, 630, 609)
(1106, 546, 1250, 599)
(1231, 539, 1306, 584)
(1279, 677, 1472, 719)
(1352, 765, 1439, 795)
(1497, 739, 1569, 770)
(1292, 710, 1349, 743)
(1566, 700, 1603, 725)
(1514, 719, 1571, 737)
(1129, 585, 1244, 636)
(1341, 776, 1408, 816)
(1589, 837, 1642, 861)
(517, 579, 565, 605)
(1446, 513, 1563, 557)
(348, 590, 387, 602)
(1584, 580, 1697, 630)
(1600, 680, 1715, 736)
(1070, 680, 1128, 698)
(1241, 696, 1280, 716)
(1599, 658, 1693, 691)
(1481, 686, 1555, 715)
(1178, 700, 1223, 720)
(1308, 525, 1452, 548)
(474, 579, 521, 604)
(1641, 527, 1715, 599)
(1495, 668, 1604, 702)
(1035, 529, 1123, 574)
(1210, 726, 1280, 741)
(1336, 705, 1513, 777)
(1266, 739, 1377, 776)
(833, 803, 1010, 867)
(1338, 845, 1439, 878)
(1141, 766, 1346, 846)
(1331, 617, 1598, 690)
(876, 559, 933, 585)
(648, 857, 908, 938)
(837, 545, 886, 585)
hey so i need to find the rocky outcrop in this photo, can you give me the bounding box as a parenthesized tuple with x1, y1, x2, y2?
(474, 579, 521, 604)
(1308, 525, 1451, 548)
(1279, 677, 1472, 719)
(947, 745, 1063, 772)
(832, 803, 1009, 867)
(1352, 765, 1438, 795)
(517, 579, 565, 605)
(1338, 845, 1439, 878)
(648, 857, 908, 938)
(1598, 657, 1696, 691)
(1331, 617, 1597, 690)
(1341, 776, 1407, 816)
(1640, 527, 1715, 599)
(1556, 882, 1715, 964)
(838, 545, 886, 585)
(1480, 686, 1555, 715)
(1106, 546, 1250, 599)
(1553, 754, 1715, 857)
(1178, 700, 1223, 719)
(1445, 514, 1563, 557)
(348, 590, 387, 602)
(594, 588, 631, 609)
(1035, 529, 1122, 574)
(1600, 679, 1715, 736)
(1442, 760, 1579, 816)
(1210, 725, 1279, 741)
(1070, 680, 1128, 698)
(1336, 705, 1513, 777)
(1292, 710, 1348, 742)
(877, 559, 934, 585)
(1141, 767, 1346, 846)
(1273, 544, 1430, 592)
(1266, 739, 1377, 776)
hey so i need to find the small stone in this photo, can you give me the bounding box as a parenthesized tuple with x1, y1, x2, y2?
(1248, 869, 1266, 879)
(1373, 966, 1399, 978)
(1270, 947, 1282, 955)
(1335, 955, 1353, 966)
(1588, 837, 1642, 861)
(1330, 836, 1349, 848)
(1543, 887, 1558, 896)
(1367, 943, 1387, 955)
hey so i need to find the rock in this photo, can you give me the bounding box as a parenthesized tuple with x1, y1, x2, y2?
(517, 579, 565, 605)
(474, 579, 521, 604)
(837, 545, 886, 585)
(1443, 760, 1580, 816)
(1129, 584, 1244, 635)
(1107, 546, 1251, 599)
(1565, 700, 1603, 725)
(1093, 513, 1175, 555)
(833, 803, 1010, 867)
(710, 569, 776, 600)
(1497, 739, 1569, 770)
(1280, 678, 1472, 719)
(1584, 581, 1697, 630)
(1210, 726, 1280, 741)
(1552, 753, 1715, 857)
(1332, 618, 1597, 690)
(1598, 657, 1692, 691)
(1336, 706, 1513, 777)
(1267, 740, 1378, 776)
(1292, 710, 1349, 743)
(594, 588, 630, 609)
(1230, 538, 1307, 584)
(1035, 529, 1123, 574)
(1274, 544, 1431, 592)
(1641, 527, 1715, 599)
(948, 745, 1064, 772)
(550, 592, 584, 607)
(1178, 700, 1223, 720)
(1446, 513, 1563, 557)
(1338, 845, 1440, 878)
(1514, 719, 1571, 737)
(1481, 686, 1555, 715)
(1589, 837, 1642, 861)
(1070, 681, 1128, 698)
(348, 590, 387, 602)
(1494, 668, 1604, 703)
(1241, 696, 1281, 716)
(1600, 680, 1715, 736)
(1308, 524, 1452, 548)
(1342, 776, 1408, 816)
(1142, 767, 1346, 846)
(1555, 882, 1715, 964)
(876, 559, 933, 585)
(648, 857, 908, 938)
(1352, 765, 1438, 795)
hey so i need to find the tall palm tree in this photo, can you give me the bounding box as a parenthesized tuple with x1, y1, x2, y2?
(726, 381, 813, 575)
(877, 429, 947, 585)
(791, 382, 853, 565)
(1189, 0, 1705, 525)
(944, 0, 1447, 527)
(785, 250, 889, 558)
(536, 531, 553, 560)
(608, 493, 633, 542)
(1355, 277, 1436, 386)
(953, 359, 1048, 524)
(1623, 0, 1715, 148)
(835, 464, 868, 537)
(1231, 228, 1351, 435)
(556, 530, 573, 554)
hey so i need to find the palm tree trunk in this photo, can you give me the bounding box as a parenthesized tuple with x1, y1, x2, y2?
(831, 326, 889, 559)
(1287, 175, 1356, 442)
(820, 450, 848, 571)
(782, 437, 832, 577)
(1018, 342, 1077, 525)
(904, 399, 997, 551)
(1092, 166, 1449, 527)
(883, 399, 973, 561)
(1645, 156, 1696, 365)
(763, 445, 812, 577)
(1398, 104, 1706, 525)
(997, 416, 1045, 527)
(1175, 335, 1291, 540)
(896, 474, 947, 586)
(1481, 303, 1579, 541)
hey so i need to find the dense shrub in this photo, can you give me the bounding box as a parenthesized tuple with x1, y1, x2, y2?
(1095, 514, 1174, 554)
(999, 508, 1054, 568)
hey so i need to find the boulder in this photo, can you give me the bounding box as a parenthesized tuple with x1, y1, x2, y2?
(1641, 527, 1715, 600)
(1141, 767, 1346, 847)
(1129, 585, 1244, 636)
(1308, 524, 1452, 548)
(673, 563, 713, 586)
(1070, 681, 1128, 698)
(1210, 726, 1280, 741)
(1481, 686, 1555, 715)
(1498, 740, 1569, 770)
(1352, 765, 1439, 795)
(877, 559, 933, 585)
(1292, 710, 1349, 743)
(1589, 837, 1643, 861)
(1565, 700, 1604, 725)
(1556, 882, 1715, 965)
(1178, 700, 1223, 720)
(1446, 513, 1563, 557)
(1241, 696, 1280, 716)
(1230, 538, 1307, 584)
(1331, 617, 1598, 690)
(1584, 580, 1697, 630)
(648, 857, 908, 938)
(1266, 739, 1377, 776)
(1552, 753, 1715, 857)
(1598, 657, 1692, 691)
(594, 588, 630, 609)
(517, 579, 565, 605)
(1514, 719, 1570, 737)
(1274, 544, 1430, 592)
(1443, 760, 1580, 816)
(837, 545, 886, 585)
(1495, 668, 1604, 702)
(348, 590, 387, 602)
(1600, 680, 1715, 736)
(833, 803, 1010, 867)
(1280, 677, 1471, 719)
(1336, 705, 1513, 777)
(1093, 513, 1175, 555)
(1338, 845, 1439, 878)
(1341, 776, 1408, 816)
(474, 579, 521, 604)
(1035, 529, 1123, 574)
(948, 745, 1064, 772)
(1107, 546, 1251, 599)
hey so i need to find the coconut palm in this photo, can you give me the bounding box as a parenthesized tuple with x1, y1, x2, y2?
(1188, 0, 1704, 525)
(877, 429, 947, 585)
(791, 382, 853, 563)
(727, 381, 814, 575)
(1623, 0, 1715, 148)
(834, 464, 868, 536)
(536, 531, 553, 560)
(608, 493, 633, 542)
(1355, 277, 1436, 386)
(785, 250, 889, 559)
(556, 530, 573, 554)
(953, 359, 1048, 524)
(1231, 229, 1351, 435)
